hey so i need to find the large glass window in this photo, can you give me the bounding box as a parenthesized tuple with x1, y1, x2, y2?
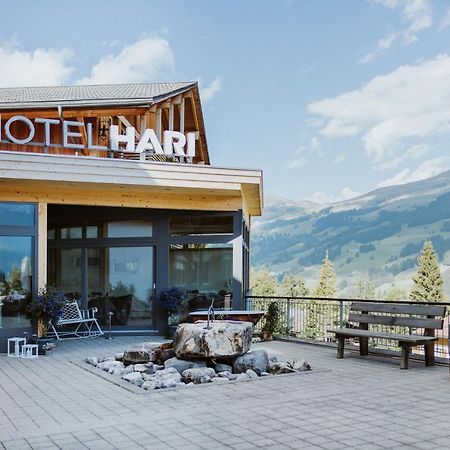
(88, 247, 154, 327)
(106, 220, 153, 238)
(0, 236, 33, 329)
(169, 244, 233, 311)
(0, 203, 35, 227)
(47, 248, 82, 300)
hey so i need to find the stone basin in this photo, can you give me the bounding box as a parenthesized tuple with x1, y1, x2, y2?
(173, 320, 253, 360)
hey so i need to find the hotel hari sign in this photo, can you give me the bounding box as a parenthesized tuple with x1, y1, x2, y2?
(0, 114, 196, 158)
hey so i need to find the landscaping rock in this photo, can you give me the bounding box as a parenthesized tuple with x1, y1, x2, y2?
(245, 369, 259, 379)
(97, 360, 124, 372)
(123, 372, 144, 386)
(164, 357, 206, 373)
(215, 363, 233, 373)
(217, 371, 233, 378)
(181, 367, 216, 384)
(115, 352, 124, 361)
(85, 356, 98, 366)
(109, 366, 126, 377)
(236, 373, 250, 382)
(292, 359, 311, 372)
(268, 362, 295, 375)
(142, 367, 182, 390)
(173, 321, 253, 359)
(260, 372, 270, 377)
(123, 342, 158, 365)
(101, 356, 115, 362)
(233, 350, 269, 376)
(134, 363, 154, 374)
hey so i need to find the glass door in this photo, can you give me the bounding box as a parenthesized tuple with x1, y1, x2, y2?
(88, 246, 155, 329)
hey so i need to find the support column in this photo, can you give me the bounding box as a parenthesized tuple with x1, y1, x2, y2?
(37, 202, 47, 290)
(232, 211, 243, 309)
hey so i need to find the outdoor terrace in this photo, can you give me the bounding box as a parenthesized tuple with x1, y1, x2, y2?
(1, 336, 449, 449)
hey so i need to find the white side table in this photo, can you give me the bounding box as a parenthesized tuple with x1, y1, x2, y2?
(7, 337, 26, 357)
(21, 344, 38, 359)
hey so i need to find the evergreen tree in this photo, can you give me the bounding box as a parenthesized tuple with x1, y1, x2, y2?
(277, 274, 309, 297)
(304, 252, 337, 340)
(314, 251, 337, 298)
(356, 279, 375, 300)
(250, 268, 278, 297)
(384, 284, 407, 302)
(410, 241, 444, 302)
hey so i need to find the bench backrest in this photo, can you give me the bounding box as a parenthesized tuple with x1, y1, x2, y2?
(61, 301, 82, 321)
(348, 302, 446, 331)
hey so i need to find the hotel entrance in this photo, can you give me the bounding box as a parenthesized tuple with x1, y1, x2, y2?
(47, 205, 157, 331)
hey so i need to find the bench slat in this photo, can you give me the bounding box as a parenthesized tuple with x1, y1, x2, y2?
(351, 302, 446, 317)
(329, 328, 438, 343)
(348, 313, 444, 329)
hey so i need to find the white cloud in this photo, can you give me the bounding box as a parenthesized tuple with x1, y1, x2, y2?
(287, 157, 307, 169)
(377, 157, 449, 187)
(308, 54, 450, 163)
(309, 187, 361, 204)
(371, 0, 432, 44)
(201, 77, 222, 104)
(378, 33, 397, 49)
(377, 143, 430, 169)
(0, 43, 73, 87)
(287, 137, 322, 169)
(358, 52, 376, 64)
(78, 36, 174, 84)
(438, 7, 450, 31)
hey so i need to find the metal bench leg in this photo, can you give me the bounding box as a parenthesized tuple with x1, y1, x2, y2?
(424, 342, 435, 366)
(401, 344, 410, 370)
(337, 336, 345, 359)
(359, 337, 369, 356)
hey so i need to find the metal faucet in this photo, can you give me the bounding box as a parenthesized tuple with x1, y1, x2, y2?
(205, 298, 215, 329)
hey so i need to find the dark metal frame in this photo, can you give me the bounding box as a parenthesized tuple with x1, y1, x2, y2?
(0, 202, 38, 346)
(47, 205, 245, 333)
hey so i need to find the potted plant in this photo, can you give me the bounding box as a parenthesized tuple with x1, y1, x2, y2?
(24, 286, 67, 354)
(261, 301, 281, 341)
(158, 287, 187, 338)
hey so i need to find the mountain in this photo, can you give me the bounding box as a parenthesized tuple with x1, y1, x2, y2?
(252, 170, 450, 297)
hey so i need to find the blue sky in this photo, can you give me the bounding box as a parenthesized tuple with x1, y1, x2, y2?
(1, 0, 450, 203)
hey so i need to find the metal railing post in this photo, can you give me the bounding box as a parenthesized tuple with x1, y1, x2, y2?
(286, 298, 291, 335)
(339, 300, 344, 329)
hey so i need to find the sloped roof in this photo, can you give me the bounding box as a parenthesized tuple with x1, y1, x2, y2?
(0, 82, 197, 109)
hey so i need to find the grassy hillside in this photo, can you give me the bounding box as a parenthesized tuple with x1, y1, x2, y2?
(252, 171, 450, 298)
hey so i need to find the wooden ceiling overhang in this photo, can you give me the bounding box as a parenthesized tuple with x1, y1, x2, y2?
(0, 151, 263, 216)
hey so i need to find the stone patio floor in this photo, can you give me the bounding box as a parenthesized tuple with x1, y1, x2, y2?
(0, 336, 449, 450)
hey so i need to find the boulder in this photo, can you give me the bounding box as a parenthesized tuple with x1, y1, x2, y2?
(122, 342, 158, 365)
(215, 363, 233, 373)
(115, 352, 124, 361)
(164, 357, 206, 373)
(233, 350, 269, 376)
(292, 359, 311, 372)
(181, 367, 216, 384)
(173, 321, 253, 359)
(85, 356, 98, 366)
(122, 372, 144, 386)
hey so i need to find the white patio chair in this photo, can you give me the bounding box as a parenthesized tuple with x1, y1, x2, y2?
(49, 301, 104, 340)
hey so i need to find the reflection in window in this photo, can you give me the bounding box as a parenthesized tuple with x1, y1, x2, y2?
(169, 216, 233, 236)
(0, 236, 33, 329)
(47, 248, 82, 300)
(60, 227, 82, 239)
(169, 244, 233, 311)
(0, 203, 35, 226)
(106, 220, 153, 238)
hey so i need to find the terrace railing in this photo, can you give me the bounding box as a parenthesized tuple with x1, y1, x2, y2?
(245, 295, 450, 362)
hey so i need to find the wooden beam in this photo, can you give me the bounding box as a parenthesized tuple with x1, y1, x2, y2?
(37, 202, 47, 290)
(118, 115, 140, 139)
(76, 117, 88, 156)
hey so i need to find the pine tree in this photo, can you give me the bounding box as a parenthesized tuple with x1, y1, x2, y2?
(304, 252, 337, 340)
(250, 268, 278, 297)
(384, 284, 407, 302)
(314, 251, 337, 298)
(410, 241, 444, 302)
(356, 279, 375, 300)
(277, 274, 309, 297)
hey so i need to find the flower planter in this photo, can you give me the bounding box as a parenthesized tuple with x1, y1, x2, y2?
(29, 335, 55, 355)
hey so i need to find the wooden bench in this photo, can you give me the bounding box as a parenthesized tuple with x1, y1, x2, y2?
(328, 302, 446, 369)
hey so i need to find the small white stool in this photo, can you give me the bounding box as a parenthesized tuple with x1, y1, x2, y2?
(7, 337, 26, 357)
(21, 344, 38, 359)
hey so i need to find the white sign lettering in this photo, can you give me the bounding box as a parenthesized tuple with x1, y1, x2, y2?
(0, 115, 196, 158)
